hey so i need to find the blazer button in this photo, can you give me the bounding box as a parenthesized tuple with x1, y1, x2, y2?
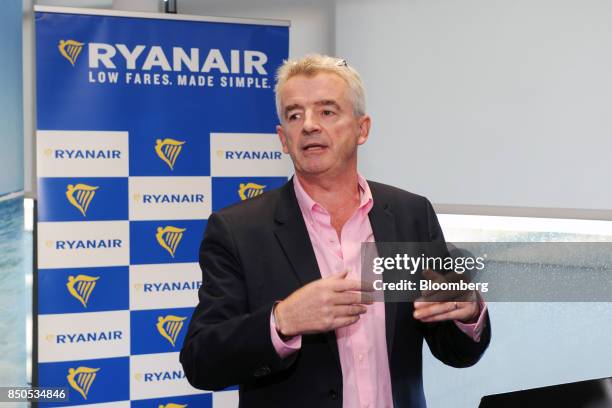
(253, 366, 271, 377)
(329, 389, 338, 400)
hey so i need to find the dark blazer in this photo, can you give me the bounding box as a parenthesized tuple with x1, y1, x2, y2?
(180, 179, 490, 408)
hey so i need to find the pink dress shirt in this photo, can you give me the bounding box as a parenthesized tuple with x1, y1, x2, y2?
(270, 175, 487, 408)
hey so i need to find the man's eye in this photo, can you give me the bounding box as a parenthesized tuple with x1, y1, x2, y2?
(322, 110, 335, 116)
(288, 113, 301, 121)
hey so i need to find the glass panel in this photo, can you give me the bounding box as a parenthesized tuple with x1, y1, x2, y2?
(423, 214, 612, 408)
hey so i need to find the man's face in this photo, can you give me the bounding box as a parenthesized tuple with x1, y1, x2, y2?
(276, 72, 370, 178)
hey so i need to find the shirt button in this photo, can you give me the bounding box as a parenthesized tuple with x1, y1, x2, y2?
(358, 353, 364, 361)
(328, 389, 338, 400)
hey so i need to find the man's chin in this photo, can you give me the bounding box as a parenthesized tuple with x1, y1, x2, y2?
(296, 164, 332, 177)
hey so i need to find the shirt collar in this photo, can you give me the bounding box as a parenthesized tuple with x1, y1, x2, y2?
(293, 173, 374, 217)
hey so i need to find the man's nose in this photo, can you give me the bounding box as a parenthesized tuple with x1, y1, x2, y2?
(302, 110, 321, 134)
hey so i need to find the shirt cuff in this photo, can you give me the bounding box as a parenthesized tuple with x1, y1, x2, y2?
(453, 296, 488, 342)
(270, 308, 302, 359)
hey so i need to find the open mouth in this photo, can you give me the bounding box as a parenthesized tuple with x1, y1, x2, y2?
(302, 143, 328, 152)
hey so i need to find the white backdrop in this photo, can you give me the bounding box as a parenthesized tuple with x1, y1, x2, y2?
(337, 0, 612, 216)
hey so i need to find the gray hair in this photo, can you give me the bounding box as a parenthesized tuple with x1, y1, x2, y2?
(275, 54, 366, 122)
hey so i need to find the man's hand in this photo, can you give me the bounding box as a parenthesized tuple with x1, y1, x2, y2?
(274, 269, 373, 337)
(413, 269, 480, 323)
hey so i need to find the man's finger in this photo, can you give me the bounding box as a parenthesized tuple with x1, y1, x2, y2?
(417, 289, 468, 302)
(413, 301, 441, 310)
(333, 304, 367, 317)
(418, 289, 478, 304)
(333, 291, 373, 305)
(418, 310, 464, 323)
(333, 278, 374, 293)
(418, 302, 478, 323)
(413, 301, 461, 320)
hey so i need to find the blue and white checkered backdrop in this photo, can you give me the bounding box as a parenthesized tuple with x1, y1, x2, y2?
(35, 8, 289, 407)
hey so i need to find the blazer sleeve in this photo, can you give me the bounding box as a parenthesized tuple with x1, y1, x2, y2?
(180, 212, 297, 390)
(418, 198, 491, 368)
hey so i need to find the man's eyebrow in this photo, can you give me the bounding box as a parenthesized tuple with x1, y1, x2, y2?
(283, 100, 342, 117)
(314, 100, 341, 110)
(284, 104, 302, 116)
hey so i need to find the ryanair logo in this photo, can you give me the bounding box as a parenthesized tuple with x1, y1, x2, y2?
(136, 280, 202, 293)
(216, 150, 282, 160)
(59, 39, 84, 66)
(50, 330, 122, 344)
(159, 404, 187, 408)
(133, 193, 204, 204)
(67, 366, 99, 400)
(55, 239, 122, 250)
(66, 274, 99, 307)
(155, 226, 186, 258)
(66, 183, 98, 217)
(156, 315, 187, 347)
(134, 370, 186, 382)
(49, 148, 121, 159)
(87, 44, 267, 74)
(238, 182, 266, 200)
(155, 138, 185, 170)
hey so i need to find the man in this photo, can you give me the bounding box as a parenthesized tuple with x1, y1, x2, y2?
(180, 54, 490, 407)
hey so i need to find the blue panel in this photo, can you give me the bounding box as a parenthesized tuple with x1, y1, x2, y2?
(131, 393, 212, 408)
(212, 176, 287, 211)
(129, 130, 210, 177)
(130, 307, 194, 355)
(38, 266, 129, 314)
(35, 12, 289, 136)
(129, 220, 206, 265)
(38, 177, 128, 221)
(38, 357, 130, 406)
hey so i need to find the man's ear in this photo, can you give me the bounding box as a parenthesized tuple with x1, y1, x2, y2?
(357, 115, 371, 145)
(277, 124, 290, 154)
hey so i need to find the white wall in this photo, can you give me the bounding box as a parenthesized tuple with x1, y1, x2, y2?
(336, 0, 612, 217)
(178, 0, 334, 58)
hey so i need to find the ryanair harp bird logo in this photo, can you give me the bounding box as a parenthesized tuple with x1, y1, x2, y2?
(66, 183, 99, 217)
(156, 226, 186, 258)
(159, 404, 187, 408)
(238, 182, 266, 201)
(59, 39, 84, 66)
(156, 315, 187, 347)
(66, 275, 99, 308)
(155, 138, 186, 170)
(67, 366, 99, 400)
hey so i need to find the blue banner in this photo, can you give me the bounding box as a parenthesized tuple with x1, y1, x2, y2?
(38, 177, 129, 221)
(38, 266, 129, 314)
(35, 8, 289, 406)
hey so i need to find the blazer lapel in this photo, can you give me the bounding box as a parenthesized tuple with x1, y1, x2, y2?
(367, 184, 399, 360)
(273, 180, 322, 286)
(273, 180, 341, 367)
